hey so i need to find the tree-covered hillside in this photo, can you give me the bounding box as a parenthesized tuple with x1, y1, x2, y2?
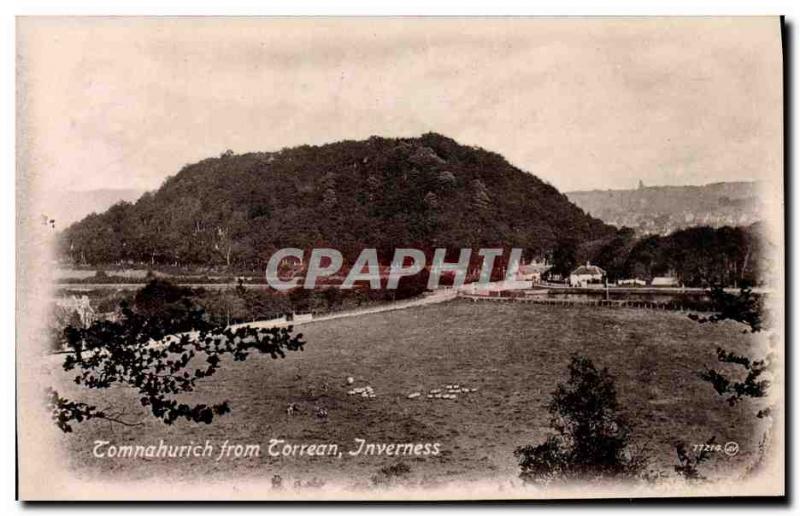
(61, 133, 615, 268)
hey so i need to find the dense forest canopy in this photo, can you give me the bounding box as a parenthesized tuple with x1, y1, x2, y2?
(61, 133, 615, 268)
(590, 224, 764, 287)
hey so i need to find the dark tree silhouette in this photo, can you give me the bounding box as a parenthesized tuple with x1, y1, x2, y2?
(550, 238, 578, 278)
(514, 356, 642, 484)
(688, 286, 763, 333)
(677, 285, 773, 480)
(699, 347, 771, 410)
(48, 300, 304, 432)
(690, 286, 771, 412)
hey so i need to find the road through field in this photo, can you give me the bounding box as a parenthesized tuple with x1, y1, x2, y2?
(233, 287, 459, 330)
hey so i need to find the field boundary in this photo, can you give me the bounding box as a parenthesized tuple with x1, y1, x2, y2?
(457, 292, 708, 312)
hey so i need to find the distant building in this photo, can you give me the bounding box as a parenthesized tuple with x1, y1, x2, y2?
(516, 259, 548, 283)
(569, 262, 606, 287)
(618, 278, 646, 287)
(651, 276, 679, 287)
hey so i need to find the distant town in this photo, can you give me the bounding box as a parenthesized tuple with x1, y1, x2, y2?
(567, 180, 764, 236)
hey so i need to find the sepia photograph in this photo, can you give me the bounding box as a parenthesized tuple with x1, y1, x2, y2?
(14, 15, 786, 501)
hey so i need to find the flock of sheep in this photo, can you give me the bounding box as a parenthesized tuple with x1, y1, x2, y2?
(346, 385, 376, 399)
(410, 384, 478, 400)
(344, 376, 377, 399)
(343, 376, 478, 401)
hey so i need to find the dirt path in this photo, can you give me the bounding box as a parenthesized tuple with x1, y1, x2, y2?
(233, 288, 458, 330)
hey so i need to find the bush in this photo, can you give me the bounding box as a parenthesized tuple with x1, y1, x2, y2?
(514, 356, 643, 484)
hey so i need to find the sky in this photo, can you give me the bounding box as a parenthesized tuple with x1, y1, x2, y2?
(18, 17, 783, 197)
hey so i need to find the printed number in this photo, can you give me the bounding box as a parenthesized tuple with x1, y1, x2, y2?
(692, 443, 722, 453)
(691, 441, 739, 457)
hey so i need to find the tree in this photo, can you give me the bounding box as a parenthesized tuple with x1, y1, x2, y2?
(471, 179, 491, 211)
(47, 286, 305, 432)
(550, 238, 578, 278)
(681, 285, 773, 479)
(133, 278, 194, 317)
(699, 347, 771, 411)
(514, 356, 642, 484)
(689, 286, 763, 333)
(690, 286, 771, 414)
(200, 289, 249, 326)
(592, 227, 636, 281)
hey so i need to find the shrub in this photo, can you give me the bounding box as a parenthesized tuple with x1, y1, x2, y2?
(514, 356, 643, 484)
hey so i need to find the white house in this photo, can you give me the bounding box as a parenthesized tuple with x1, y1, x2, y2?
(569, 262, 606, 287)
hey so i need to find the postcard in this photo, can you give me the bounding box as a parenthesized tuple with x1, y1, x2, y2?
(16, 16, 785, 500)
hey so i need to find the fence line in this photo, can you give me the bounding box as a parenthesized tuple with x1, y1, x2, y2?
(457, 293, 708, 312)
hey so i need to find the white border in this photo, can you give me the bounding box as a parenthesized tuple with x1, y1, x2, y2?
(3, 1, 797, 514)
(0, 1, 793, 16)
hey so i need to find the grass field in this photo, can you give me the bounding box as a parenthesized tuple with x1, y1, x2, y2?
(51, 299, 765, 489)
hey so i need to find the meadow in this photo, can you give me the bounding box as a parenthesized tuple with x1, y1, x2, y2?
(49, 299, 764, 489)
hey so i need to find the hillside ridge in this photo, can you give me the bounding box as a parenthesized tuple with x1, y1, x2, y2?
(566, 181, 764, 235)
(61, 132, 618, 268)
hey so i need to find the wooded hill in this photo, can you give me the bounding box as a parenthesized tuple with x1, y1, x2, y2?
(61, 133, 616, 268)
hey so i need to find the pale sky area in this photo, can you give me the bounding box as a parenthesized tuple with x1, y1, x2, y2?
(18, 17, 783, 197)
